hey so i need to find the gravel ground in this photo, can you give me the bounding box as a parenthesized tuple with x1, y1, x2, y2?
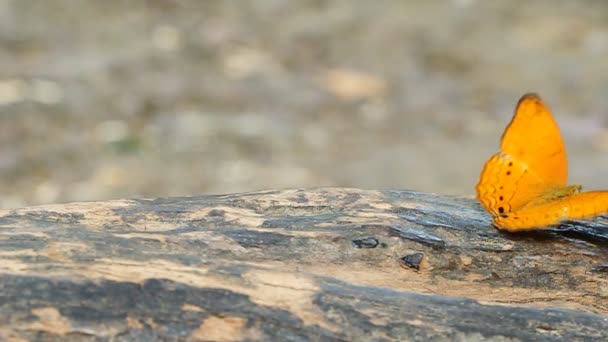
(1, 1, 608, 208)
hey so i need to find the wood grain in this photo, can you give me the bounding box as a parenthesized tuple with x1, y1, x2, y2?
(0, 188, 606, 340)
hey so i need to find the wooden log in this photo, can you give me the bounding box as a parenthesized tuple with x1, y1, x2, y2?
(0, 188, 606, 341)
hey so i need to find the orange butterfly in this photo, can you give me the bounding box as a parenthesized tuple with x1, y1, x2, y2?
(476, 93, 608, 232)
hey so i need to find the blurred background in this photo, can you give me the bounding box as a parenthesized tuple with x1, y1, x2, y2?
(1, 1, 608, 208)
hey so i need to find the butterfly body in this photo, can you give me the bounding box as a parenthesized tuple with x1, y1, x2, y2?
(476, 93, 608, 231)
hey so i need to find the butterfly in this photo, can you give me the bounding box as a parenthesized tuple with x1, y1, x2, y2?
(476, 93, 608, 232)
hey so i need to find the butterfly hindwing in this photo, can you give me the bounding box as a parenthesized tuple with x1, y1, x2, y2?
(477, 152, 553, 217)
(494, 191, 608, 231)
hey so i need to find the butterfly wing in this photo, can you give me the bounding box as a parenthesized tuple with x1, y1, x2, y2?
(494, 191, 608, 231)
(476, 93, 569, 218)
(500, 93, 568, 187)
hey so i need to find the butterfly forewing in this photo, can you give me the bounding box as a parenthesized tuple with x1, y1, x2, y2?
(500, 94, 568, 187)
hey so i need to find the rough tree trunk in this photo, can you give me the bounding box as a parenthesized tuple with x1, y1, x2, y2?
(0, 188, 606, 341)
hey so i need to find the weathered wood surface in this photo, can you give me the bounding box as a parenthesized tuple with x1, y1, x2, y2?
(0, 188, 606, 341)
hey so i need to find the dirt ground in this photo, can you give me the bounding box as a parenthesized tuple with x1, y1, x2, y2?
(1, 1, 608, 208)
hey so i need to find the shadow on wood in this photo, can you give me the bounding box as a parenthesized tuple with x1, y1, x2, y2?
(0, 188, 606, 340)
